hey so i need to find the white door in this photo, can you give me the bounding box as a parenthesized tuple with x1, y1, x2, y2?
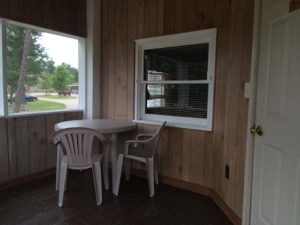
(251, 1, 300, 225)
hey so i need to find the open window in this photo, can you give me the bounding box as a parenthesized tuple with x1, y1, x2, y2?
(0, 20, 85, 116)
(134, 29, 217, 130)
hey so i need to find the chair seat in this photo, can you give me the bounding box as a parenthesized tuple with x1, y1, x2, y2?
(127, 146, 153, 158)
(64, 153, 103, 170)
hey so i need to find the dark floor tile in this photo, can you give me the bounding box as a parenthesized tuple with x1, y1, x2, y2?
(0, 171, 232, 225)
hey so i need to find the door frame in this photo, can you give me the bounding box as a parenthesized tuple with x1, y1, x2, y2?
(242, 0, 262, 224)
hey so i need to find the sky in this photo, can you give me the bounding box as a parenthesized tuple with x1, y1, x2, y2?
(37, 32, 79, 69)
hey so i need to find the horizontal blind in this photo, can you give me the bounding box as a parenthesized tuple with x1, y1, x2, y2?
(144, 43, 209, 81)
(145, 84, 208, 118)
(143, 43, 209, 119)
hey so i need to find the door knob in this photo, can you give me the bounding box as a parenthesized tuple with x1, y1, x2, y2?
(250, 125, 263, 136)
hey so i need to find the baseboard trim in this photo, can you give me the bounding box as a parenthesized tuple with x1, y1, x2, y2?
(131, 169, 241, 225)
(0, 169, 56, 190)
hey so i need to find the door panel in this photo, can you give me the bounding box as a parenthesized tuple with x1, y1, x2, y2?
(259, 145, 282, 225)
(266, 17, 289, 116)
(251, 1, 300, 224)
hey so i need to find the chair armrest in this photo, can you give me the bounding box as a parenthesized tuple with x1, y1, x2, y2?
(125, 139, 150, 145)
(124, 135, 156, 155)
(124, 140, 145, 156)
(135, 133, 155, 140)
(125, 136, 154, 153)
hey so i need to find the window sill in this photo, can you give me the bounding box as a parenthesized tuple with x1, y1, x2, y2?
(133, 119, 212, 131)
(3, 109, 83, 118)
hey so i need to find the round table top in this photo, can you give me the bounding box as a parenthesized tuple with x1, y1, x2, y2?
(54, 119, 136, 134)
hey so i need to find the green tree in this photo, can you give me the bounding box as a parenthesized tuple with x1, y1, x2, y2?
(44, 60, 56, 74)
(24, 60, 55, 88)
(13, 28, 32, 112)
(52, 63, 76, 93)
(38, 73, 53, 95)
(7, 24, 50, 100)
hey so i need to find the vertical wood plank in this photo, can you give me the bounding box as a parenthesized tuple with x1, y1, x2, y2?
(141, 124, 156, 134)
(144, 0, 158, 38)
(0, 119, 10, 183)
(107, 0, 117, 119)
(167, 127, 183, 179)
(63, 111, 79, 121)
(115, 0, 128, 119)
(175, 0, 183, 33)
(57, 112, 65, 122)
(182, 129, 191, 182)
(7, 118, 17, 179)
(157, 0, 164, 35)
(101, 0, 109, 119)
(137, 0, 145, 38)
(212, 0, 231, 199)
(234, 0, 254, 216)
(28, 115, 47, 173)
(222, 0, 246, 211)
(159, 127, 169, 176)
(194, 0, 216, 30)
(190, 130, 205, 185)
(76, 111, 84, 119)
(163, 0, 176, 35)
(192, 0, 216, 191)
(204, 132, 215, 189)
(182, 0, 195, 32)
(127, 0, 138, 121)
(46, 114, 59, 169)
(15, 117, 30, 177)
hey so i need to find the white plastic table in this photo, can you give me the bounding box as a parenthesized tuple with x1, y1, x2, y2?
(54, 119, 136, 195)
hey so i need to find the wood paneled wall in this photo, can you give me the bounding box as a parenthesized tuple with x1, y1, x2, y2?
(0, 111, 83, 184)
(0, 0, 87, 37)
(100, 0, 254, 218)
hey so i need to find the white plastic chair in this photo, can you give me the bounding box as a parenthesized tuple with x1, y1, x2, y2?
(54, 134, 110, 192)
(115, 121, 166, 197)
(51, 128, 111, 207)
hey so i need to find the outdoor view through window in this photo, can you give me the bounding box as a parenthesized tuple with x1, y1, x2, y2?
(6, 23, 79, 114)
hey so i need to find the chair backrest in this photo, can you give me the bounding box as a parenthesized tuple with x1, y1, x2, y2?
(51, 128, 108, 168)
(148, 121, 166, 157)
(141, 121, 167, 156)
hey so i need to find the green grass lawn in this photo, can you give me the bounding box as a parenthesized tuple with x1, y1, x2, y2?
(37, 95, 77, 99)
(27, 100, 66, 111)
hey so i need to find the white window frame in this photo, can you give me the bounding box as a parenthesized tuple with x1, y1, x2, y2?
(134, 29, 217, 131)
(0, 19, 86, 117)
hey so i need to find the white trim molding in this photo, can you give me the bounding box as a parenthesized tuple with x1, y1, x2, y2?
(242, 0, 262, 224)
(85, 0, 101, 119)
(0, 21, 8, 116)
(134, 29, 217, 131)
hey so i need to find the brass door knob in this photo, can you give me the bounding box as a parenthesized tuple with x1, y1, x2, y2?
(250, 125, 263, 136)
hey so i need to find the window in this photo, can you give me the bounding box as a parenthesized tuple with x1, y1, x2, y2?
(0, 20, 85, 116)
(134, 29, 217, 130)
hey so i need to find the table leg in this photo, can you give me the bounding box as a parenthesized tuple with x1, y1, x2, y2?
(56, 144, 63, 191)
(111, 133, 118, 195)
(102, 147, 110, 190)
